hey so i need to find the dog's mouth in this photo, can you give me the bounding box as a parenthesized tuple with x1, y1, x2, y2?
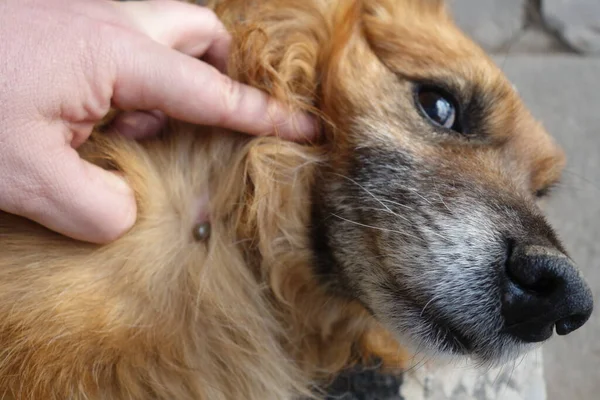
(421, 313, 474, 355)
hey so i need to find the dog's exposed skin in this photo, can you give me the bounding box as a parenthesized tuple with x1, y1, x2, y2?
(0, 0, 593, 399)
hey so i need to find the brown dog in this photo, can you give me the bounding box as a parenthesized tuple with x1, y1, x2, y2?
(0, 0, 593, 399)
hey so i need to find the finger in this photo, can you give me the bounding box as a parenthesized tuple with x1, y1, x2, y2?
(112, 39, 318, 141)
(0, 129, 137, 244)
(111, 110, 167, 140)
(116, 0, 231, 72)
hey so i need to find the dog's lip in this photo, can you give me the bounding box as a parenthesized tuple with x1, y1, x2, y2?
(418, 309, 474, 354)
(435, 319, 473, 354)
(393, 295, 475, 354)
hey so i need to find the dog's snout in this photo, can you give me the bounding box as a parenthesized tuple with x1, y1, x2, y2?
(501, 244, 593, 343)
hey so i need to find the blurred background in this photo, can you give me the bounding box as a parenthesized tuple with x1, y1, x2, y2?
(447, 0, 600, 399)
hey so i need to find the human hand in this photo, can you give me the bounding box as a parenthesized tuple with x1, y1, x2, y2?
(0, 0, 316, 244)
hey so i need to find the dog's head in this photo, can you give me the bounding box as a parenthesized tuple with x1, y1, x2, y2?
(273, 0, 595, 365)
(221, 0, 593, 366)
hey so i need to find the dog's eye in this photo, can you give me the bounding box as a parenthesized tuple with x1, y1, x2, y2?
(417, 87, 462, 133)
(534, 184, 556, 199)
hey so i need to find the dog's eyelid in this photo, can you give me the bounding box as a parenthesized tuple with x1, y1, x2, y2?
(412, 79, 464, 101)
(534, 181, 560, 199)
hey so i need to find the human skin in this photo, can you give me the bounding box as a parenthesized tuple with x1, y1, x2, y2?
(0, 0, 316, 244)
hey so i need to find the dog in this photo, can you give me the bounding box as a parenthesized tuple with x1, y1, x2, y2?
(0, 0, 593, 399)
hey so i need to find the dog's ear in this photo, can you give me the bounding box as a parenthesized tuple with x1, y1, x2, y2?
(361, 0, 455, 67)
(214, 0, 330, 124)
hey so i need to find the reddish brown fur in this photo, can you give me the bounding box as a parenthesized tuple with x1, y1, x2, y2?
(0, 0, 565, 399)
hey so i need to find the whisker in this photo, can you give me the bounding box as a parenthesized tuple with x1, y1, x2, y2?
(429, 179, 453, 214)
(499, 357, 519, 399)
(379, 198, 417, 212)
(419, 297, 438, 318)
(491, 361, 506, 389)
(337, 205, 447, 241)
(332, 172, 421, 213)
(406, 187, 434, 206)
(358, 206, 414, 224)
(403, 352, 430, 375)
(332, 173, 400, 214)
(330, 173, 448, 239)
(330, 213, 422, 241)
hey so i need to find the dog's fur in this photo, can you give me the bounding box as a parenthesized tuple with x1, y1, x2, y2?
(0, 0, 573, 399)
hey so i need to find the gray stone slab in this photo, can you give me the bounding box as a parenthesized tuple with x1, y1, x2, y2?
(499, 27, 571, 54)
(400, 350, 546, 400)
(493, 55, 600, 400)
(542, 0, 600, 54)
(447, 0, 526, 51)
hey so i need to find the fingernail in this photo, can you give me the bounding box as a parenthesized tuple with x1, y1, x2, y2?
(114, 111, 166, 140)
(292, 112, 319, 141)
(102, 171, 137, 241)
(103, 171, 133, 196)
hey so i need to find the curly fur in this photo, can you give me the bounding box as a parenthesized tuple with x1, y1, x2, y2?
(0, 0, 587, 399)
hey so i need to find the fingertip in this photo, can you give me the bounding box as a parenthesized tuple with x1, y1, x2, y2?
(95, 200, 137, 243)
(47, 164, 137, 245)
(262, 100, 320, 142)
(85, 169, 138, 243)
(201, 28, 231, 74)
(112, 110, 166, 140)
(282, 111, 320, 142)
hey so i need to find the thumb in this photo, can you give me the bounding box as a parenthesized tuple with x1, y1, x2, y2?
(0, 131, 137, 244)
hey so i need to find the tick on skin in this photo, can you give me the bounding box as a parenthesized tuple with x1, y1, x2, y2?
(192, 192, 211, 242)
(192, 222, 211, 242)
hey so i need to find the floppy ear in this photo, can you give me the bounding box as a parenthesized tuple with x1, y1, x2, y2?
(202, 1, 379, 140)
(212, 0, 328, 119)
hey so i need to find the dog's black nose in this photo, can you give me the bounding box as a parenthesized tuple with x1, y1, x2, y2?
(501, 244, 593, 343)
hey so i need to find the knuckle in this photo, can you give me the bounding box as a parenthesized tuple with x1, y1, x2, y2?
(216, 73, 243, 125)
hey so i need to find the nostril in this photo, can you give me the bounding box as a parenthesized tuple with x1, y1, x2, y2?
(504, 251, 560, 297)
(506, 271, 557, 296)
(556, 313, 589, 336)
